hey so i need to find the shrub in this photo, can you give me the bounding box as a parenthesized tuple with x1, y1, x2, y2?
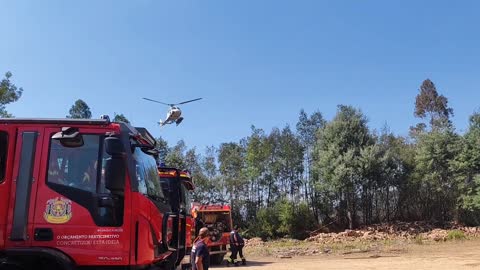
(413, 235, 424, 245)
(251, 207, 281, 240)
(277, 200, 317, 240)
(446, 230, 466, 241)
(250, 200, 318, 240)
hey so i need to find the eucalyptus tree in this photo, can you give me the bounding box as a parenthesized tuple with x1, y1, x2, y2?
(0, 71, 23, 118)
(412, 79, 459, 222)
(296, 110, 326, 212)
(113, 113, 130, 124)
(315, 105, 373, 229)
(452, 112, 480, 224)
(67, 99, 92, 119)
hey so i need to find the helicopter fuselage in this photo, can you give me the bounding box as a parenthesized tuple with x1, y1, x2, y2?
(160, 107, 182, 125)
(167, 107, 182, 120)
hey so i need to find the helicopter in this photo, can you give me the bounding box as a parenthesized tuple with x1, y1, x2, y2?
(142, 97, 202, 126)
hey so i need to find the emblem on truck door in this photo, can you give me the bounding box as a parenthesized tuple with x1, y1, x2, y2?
(44, 197, 73, 224)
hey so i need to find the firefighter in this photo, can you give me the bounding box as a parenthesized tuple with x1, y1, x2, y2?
(80, 159, 97, 191)
(47, 152, 65, 185)
(191, 227, 210, 270)
(227, 225, 246, 266)
(194, 210, 205, 237)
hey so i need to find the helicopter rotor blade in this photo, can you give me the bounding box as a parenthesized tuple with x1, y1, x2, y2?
(142, 98, 173, 106)
(175, 98, 203, 105)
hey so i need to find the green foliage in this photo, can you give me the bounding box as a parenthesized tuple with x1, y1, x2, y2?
(113, 113, 130, 123)
(452, 112, 480, 220)
(446, 230, 465, 241)
(0, 71, 23, 118)
(315, 105, 373, 228)
(459, 176, 480, 211)
(218, 142, 247, 199)
(155, 137, 170, 163)
(251, 200, 317, 240)
(414, 129, 460, 221)
(277, 200, 317, 240)
(195, 146, 225, 204)
(296, 109, 326, 148)
(296, 110, 326, 220)
(67, 99, 92, 119)
(414, 79, 453, 131)
(251, 206, 281, 240)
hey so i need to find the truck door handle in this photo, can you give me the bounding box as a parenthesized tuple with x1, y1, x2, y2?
(34, 228, 53, 241)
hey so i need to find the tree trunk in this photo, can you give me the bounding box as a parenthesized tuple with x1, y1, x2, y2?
(386, 186, 390, 222)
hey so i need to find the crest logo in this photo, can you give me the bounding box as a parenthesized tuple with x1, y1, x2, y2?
(44, 197, 72, 224)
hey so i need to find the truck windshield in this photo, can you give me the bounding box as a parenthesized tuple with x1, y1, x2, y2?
(158, 176, 191, 213)
(181, 183, 192, 214)
(133, 147, 166, 201)
(46, 134, 110, 193)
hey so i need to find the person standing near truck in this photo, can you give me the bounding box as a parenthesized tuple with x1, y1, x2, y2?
(194, 209, 205, 237)
(191, 227, 210, 270)
(227, 225, 246, 266)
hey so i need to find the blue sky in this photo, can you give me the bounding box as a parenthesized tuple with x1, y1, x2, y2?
(2, 1, 480, 152)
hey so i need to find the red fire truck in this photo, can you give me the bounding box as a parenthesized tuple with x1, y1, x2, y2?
(191, 204, 233, 265)
(0, 117, 186, 270)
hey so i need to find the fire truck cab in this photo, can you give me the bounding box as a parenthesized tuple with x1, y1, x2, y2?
(0, 118, 184, 270)
(158, 167, 195, 270)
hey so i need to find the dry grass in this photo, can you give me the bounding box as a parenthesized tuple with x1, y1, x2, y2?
(244, 238, 411, 257)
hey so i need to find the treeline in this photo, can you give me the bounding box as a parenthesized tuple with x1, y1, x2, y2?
(157, 79, 480, 240)
(3, 71, 480, 240)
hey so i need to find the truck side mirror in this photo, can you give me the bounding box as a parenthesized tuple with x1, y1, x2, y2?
(105, 136, 125, 156)
(52, 127, 84, 147)
(105, 157, 125, 193)
(104, 137, 126, 193)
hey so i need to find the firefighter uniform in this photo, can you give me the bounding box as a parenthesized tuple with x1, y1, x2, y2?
(227, 226, 246, 266)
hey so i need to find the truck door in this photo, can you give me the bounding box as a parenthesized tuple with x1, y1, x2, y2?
(5, 127, 45, 248)
(31, 128, 130, 266)
(0, 126, 16, 250)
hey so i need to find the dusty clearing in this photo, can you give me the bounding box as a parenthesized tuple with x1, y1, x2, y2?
(212, 238, 480, 270)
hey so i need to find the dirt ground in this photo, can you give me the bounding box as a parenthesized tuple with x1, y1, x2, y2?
(212, 238, 480, 270)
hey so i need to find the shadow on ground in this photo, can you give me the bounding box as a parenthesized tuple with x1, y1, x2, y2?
(210, 260, 274, 268)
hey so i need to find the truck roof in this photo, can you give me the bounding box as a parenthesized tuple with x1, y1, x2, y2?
(197, 205, 231, 211)
(0, 118, 157, 148)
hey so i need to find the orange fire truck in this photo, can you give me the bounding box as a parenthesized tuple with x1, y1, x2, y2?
(191, 203, 233, 265)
